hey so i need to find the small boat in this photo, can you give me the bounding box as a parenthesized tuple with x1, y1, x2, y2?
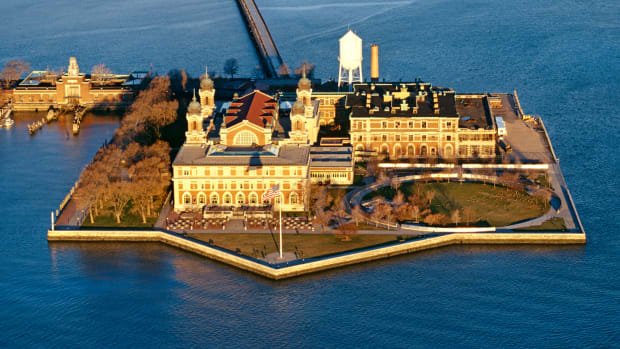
(3, 117, 14, 128)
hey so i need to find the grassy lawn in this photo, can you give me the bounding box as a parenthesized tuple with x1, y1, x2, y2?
(364, 182, 547, 227)
(187, 233, 404, 259)
(81, 202, 160, 228)
(515, 217, 567, 231)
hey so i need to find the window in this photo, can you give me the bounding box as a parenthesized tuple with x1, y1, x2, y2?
(446, 135, 452, 141)
(234, 131, 258, 145)
(382, 121, 387, 128)
(395, 121, 400, 128)
(422, 121, 427, 128)
(236, 193, 245, 205)
(223, 193, 232, 205)
(408, 121, 413, 128)
(198, 193, 206, 205)
(250, 193, 258, 205)
(422, 135, 426, 141)
(382, 135, 387, 141)
(408, 135, 414, 141)
(395, 135, 400, 141)
(183, 193, 191, 204)
(210, 193, 219, 205)
(290, 193, 298, 204)
(183, 169, 190, 176)
(447, 121, 452, 128)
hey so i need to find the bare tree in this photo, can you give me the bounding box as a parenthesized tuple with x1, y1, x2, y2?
(451, 209, 461, 227)
(425, 190, 436, 206)
(410, 205, 421, 222)
(335, 223, 358, 241)
(463, 207, 476, 226)
(277, 62, 291, 76)
(1, 59, 30, 88)
(294, 60, 315, 77)
(390, 176, 401, 191)
(351, 204, 365, 226)
(424, 213, 446, 226)
(312, 209, 332, 232)
(109, 181, 132, 223)
(91, 64, 112, 82)
(392, 191, 405, 207)
(223, 58, 239, 79)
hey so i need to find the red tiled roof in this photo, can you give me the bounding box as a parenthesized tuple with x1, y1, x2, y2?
(224, 90, 276, 128)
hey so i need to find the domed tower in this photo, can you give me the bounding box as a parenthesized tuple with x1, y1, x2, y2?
(185, 91, 207, 144)
(296, 66, 312, 110)
(289, 100, 308, 143)
(199, 65, 215, 118)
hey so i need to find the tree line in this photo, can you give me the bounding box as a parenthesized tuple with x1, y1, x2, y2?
(74, 76, 179, 224)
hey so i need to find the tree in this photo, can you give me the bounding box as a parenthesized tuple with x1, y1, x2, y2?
(463, 207, 476, 226)
(109, 181, 132, 223)
(370, 202, 390, 227)
(425, 190, 436, 206)
(277, 62, 291, 76)
(410, 205, 421, 222)
(335, 223, 358, 241)
(392, 191, 405, 207)
(1, 59, 30, 89)
(312, 209, 332, 232)
(390, 176, 401, 191)
(294, 60, 315, 77)
(329, 194, 349, 226)
(351, 204, 365, 226)
(73, 182, 98, 224)
(223, 58, 239, 79)
(91, 64, 112, 82)
(451, 209, 461, 227)
(130, 179, 153, 223)
(424, 213, 445, 226)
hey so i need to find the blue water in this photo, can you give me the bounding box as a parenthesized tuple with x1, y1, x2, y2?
(1, 0, 619, 347)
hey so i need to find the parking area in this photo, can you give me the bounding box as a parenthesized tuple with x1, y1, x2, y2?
(494, 94, 554, 163)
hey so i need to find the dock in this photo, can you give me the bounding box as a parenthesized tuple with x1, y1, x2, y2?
(236, 0, 284, 78)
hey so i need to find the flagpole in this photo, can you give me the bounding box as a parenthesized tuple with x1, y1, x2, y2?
(279, 189, 283, 259)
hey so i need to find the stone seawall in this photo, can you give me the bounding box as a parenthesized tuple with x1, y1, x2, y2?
(48, 230, 586, 280)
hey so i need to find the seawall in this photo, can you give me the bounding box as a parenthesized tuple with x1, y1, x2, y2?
(48, 230, 586, 280)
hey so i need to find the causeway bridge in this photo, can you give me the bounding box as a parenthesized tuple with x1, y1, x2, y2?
(236, 0, 284, 78)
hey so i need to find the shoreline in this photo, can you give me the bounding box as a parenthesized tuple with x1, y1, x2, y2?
(47, 229, 586, 280)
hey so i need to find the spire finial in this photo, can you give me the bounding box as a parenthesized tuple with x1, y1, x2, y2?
(192, 88, 197, 101)
(302, 63, 306, 79)
(205, 65, 208, 78)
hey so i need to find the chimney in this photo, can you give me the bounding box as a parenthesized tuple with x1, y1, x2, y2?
(371, 44, 379, 82)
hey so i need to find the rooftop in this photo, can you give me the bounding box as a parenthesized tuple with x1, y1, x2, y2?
(346, 82, 457, 119)
(173, 144, 310, 167)
(224, 90, 277, 128)
(310, 146, 354, 168)
(455, 95, 493, 130)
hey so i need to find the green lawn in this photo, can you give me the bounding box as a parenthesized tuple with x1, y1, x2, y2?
(364, 182, 547, 227)
(81, 202, 160, 228)
(187, 233, 406, 259)
(515, 217, 567, 231)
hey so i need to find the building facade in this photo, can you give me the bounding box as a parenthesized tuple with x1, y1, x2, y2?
(172, 74, 311, 213)
(12, 57, 137, 111)
(347, 82, 497, 160)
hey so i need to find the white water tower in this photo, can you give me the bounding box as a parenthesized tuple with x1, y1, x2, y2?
(338, 30, 363, 89)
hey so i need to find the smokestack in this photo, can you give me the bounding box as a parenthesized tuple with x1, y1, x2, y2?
(371, 44, 379, 82)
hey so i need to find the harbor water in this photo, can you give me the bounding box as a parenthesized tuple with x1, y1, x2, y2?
(0, 0, 619, 347)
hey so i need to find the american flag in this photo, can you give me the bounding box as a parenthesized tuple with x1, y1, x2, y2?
(262, 184, 280, 200)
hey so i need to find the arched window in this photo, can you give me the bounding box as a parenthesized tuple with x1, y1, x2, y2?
(234, 131, 258, 145)
(183, 193, 191, 204)
(236, 192, 245, 205)
(355, 144, 364, 152)
(198, 193, 206, 205)
(296, 120, 302, 131)
(444, 145, 454, 157)
(407, 144, 415, 156)
(249, 193, 258, 205)
(290, 192, 299, 204)
(210, 193, 219, 205)
(420, 145, 428, 156)
(223, 193, 232, 205)
(381, 144, 389, 154)
(394, 144, 402, 157)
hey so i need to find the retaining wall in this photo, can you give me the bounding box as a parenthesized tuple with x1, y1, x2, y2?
(48, 229, 586, 280)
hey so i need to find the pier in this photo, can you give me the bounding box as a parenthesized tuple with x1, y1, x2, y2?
(236, 0, 284, 78)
